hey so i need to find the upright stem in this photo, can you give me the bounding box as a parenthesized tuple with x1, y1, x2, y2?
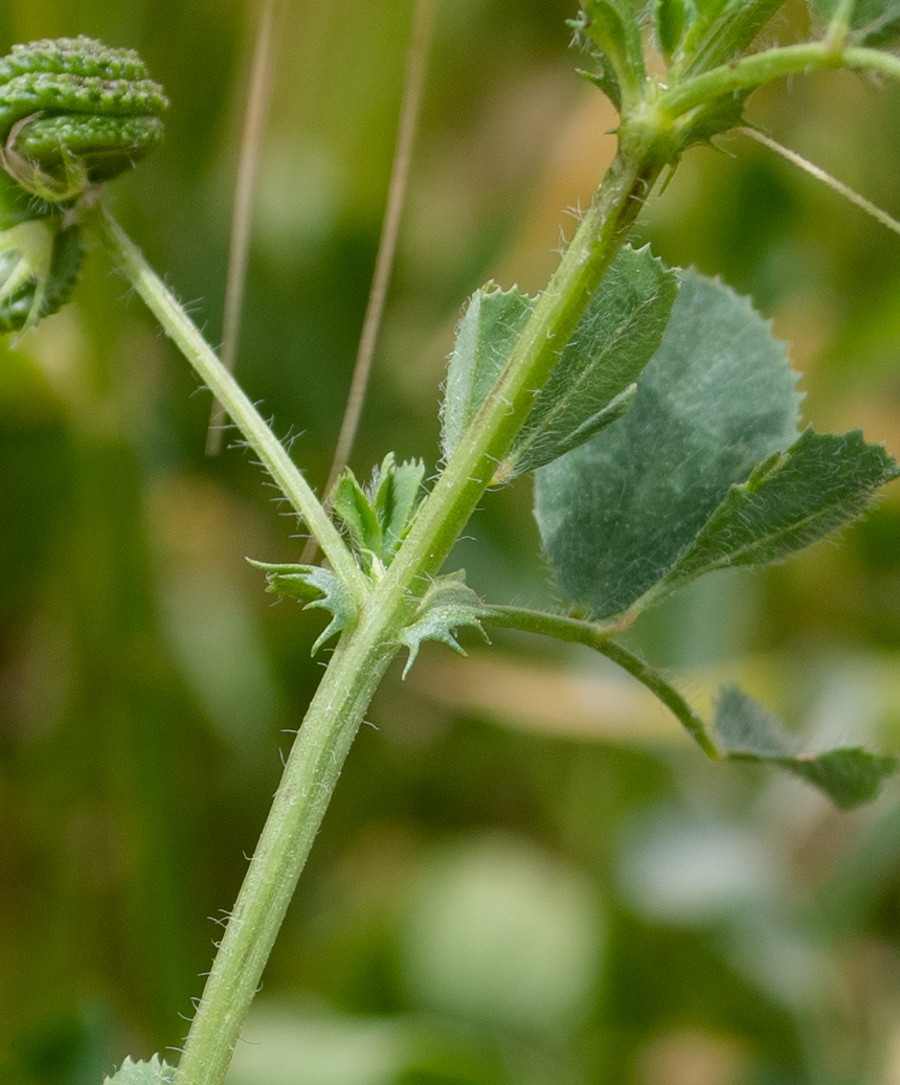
(174, 623, 402, 1085)
(386, 151, 661, 588)
(101, 149, 656, 1085)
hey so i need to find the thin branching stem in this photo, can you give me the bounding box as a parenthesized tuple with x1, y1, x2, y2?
(662, 42, 900, 121)
(484, 606, 720, 759)
(102, 142, 654, 1085)
(92, 205, 367, 599)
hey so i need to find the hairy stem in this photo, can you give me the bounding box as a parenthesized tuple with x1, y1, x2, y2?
(91, 205, 366, 600)
(663, 42, 900, 121)
(385, 150, 662, 590)
(101, 147, 658, 1085)
(174, 625, 402, 1085)
(484, 606, 720, 759)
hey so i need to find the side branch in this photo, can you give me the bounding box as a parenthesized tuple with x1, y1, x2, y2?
(92, 206, 366, 599)
(662, 42, 900, 122)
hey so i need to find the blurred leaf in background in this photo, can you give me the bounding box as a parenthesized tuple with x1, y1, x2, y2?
(2, 1, 900, 1084)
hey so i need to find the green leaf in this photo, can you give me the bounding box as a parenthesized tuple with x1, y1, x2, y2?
(333, 453, 426, 569)
(441, 284, 535, 463)
(104, 1055, 176, 1085)
(650, 428, 900, 602)
(672, 90, 753, 154)
(683, 0, 790, 74)
(372, 453, 426, 558)
(574, 0, 647, 103)
(333, 468, 383, 559)
(654, 0, 687, 56)
(714, 686, 898, 809)
(249, 560, 358, 653)
(503, 245, 679, 478)
(576, 63, 623, 112)
(679, 0, 738, 55)
(485, 607, 897, 810)
(398, 572, 489, 677)
(535, 271, 801, 619)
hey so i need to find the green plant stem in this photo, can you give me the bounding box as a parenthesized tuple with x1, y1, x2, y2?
(173, 626, 400, 1085)
(663, 42, 900, 121)
(90, 205, 366, 601)
(385, 150, 662, 591)
(95, 146, 658, 1085)
(484, 606, 720, 759)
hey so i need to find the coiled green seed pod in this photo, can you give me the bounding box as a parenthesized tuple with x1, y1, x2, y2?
(0, 36, 168, 332)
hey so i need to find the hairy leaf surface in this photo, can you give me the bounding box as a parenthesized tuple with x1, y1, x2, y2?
(535, 271, 801, 618)
(249, 561, 357, 653)
(399, 572, 488, 676)
(649, 427, 900, 601)
(442, 247, 677, 474)
(334, 453, 426, 568)
(506, 245, 678, 477)
(441, 285, 534, 462)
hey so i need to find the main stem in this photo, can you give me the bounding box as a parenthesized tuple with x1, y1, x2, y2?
(102, 148, 656, 1085)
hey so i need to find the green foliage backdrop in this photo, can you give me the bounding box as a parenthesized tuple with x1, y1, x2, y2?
(2, 1, 900, 1083)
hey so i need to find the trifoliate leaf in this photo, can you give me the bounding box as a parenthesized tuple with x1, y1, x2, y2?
(103, 1055, 176, 1085)
(249, 560, 357, 653)
(646, 428, 900, 605)
(398, 572, 489, 677)
(535, 271, 801, 619)
(441, 285, 535, 463)
(333, 453, 426, 571)
(503, 245, 678, 478)
(714, 686, 898, 809)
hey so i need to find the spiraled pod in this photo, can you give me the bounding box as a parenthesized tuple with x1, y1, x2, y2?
(0, 36, 167, 332)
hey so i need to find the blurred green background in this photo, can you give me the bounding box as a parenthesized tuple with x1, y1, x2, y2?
(2, 1, 900, 1083)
